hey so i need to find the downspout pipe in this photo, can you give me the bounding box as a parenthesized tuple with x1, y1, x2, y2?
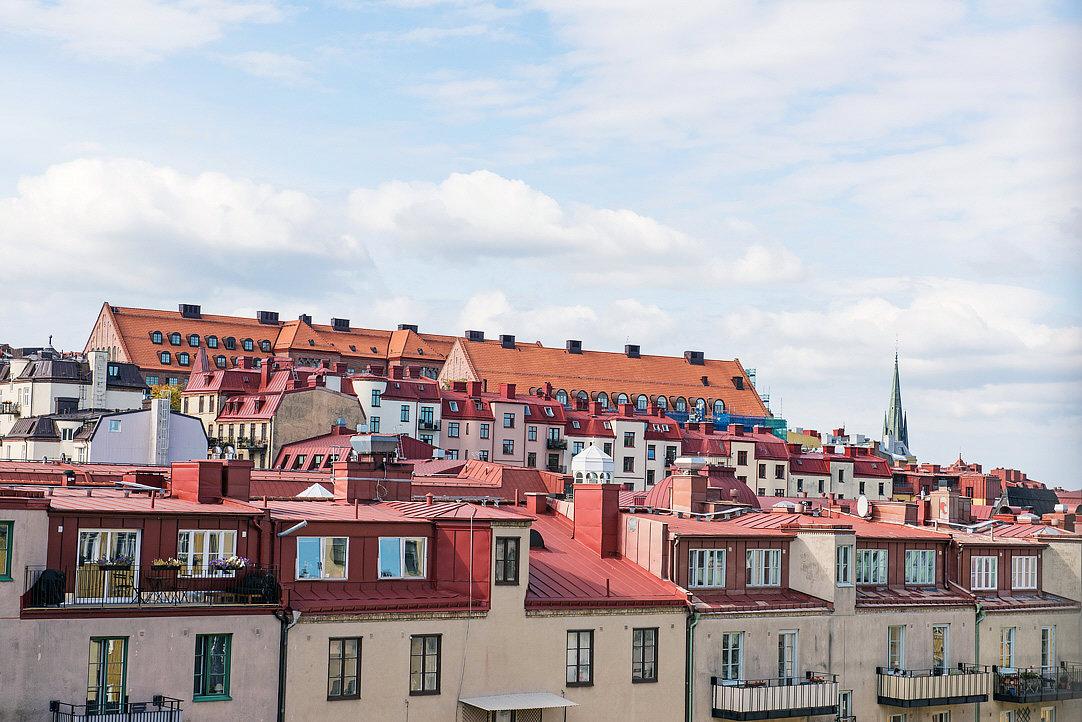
(973, 602, 985, 722)
(274, 609, 301, 722)
(685, 604, 700, 722)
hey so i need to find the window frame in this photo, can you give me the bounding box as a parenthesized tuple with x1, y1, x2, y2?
(0, 520, 13, 582)
(566, 630, 594, 687)
(971, 555, 999, 590)
(720, 631, 743, 681)
(494, 536, 520, 585)
(193, 633, 232, 702)
(887, 624, 906, 669)
(87, 636, 128, 714)
(296, 536, 349, 580)
(177, 529, 238, 576)
(378, 536, 427, 580)
(632, 627, 658, 683)
(409, 634, 442, 695)
(745, 548, 782, 587)
(1000, 626, 1016, 669)
(856, 548, 888, 585)
(1011, 555, 1037, 590)
(689, 548, 726, 589)
(327, 637, 361, 701)
(904, 549, 935, 585)
(835, 544, 853, 587)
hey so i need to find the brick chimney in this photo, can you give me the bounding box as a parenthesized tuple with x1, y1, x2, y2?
(332, 459, 412, 502)
(171, 460, 252, 504)
(727, 423, 744, 436)
(466, 380, 483, 397)
(391, 366, 404, 380)
(573, 484, 621, 557)
(500, 383, 516, 399)
(590, 401, 603, 415)
(670, 471, 709, 514)
(525, 492, 548, 515)
(618, 402, 635, 416)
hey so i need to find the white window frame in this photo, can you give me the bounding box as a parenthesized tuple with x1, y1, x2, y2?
(887, 625, 906, 669)
(856, 548, 888, 585)
(746, 548, 782, 587)
(904, 549, 935, 585)
(971, 555, 998, 590)
(932, 624, 950, 672)
(1040, 706, 1055, 722)
(377, 536, 427, 579)
(931, 713, 950, 722)
(720, 632, 743, 681)
(1041, 626, 1055, 673)
(177, 529, 238, 576)
(296, 536, 349, 580)
(889, 715, 907, 722)
(1011, 555, 1037, 590)
(689, 548, 726, 588)
(835, 545, 853, 587)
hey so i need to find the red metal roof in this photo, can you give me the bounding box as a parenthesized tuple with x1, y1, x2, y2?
(856, 586, 972, 608)
(692, 589, 831, 613)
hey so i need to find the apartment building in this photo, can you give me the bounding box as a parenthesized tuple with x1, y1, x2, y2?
(350, 366, 442, 445)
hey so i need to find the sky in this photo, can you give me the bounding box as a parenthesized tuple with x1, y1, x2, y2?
(0, 1, 1079, 488)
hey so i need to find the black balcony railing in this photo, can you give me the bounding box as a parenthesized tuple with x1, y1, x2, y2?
(546, 464, 567, 473)
(236, 436, 267, 450)
(50, 696, 182, 722)
(711, 672, 838, 720)
(419, 419, 441, 431)
(0, 401, 20, 415)
(876, 664, 989, 707)
(546, 438, 567, 450)
(24, 564, 280, 609)
(993, 662, 1082, 703)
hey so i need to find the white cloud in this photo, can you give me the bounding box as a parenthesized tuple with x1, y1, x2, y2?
(0, 0, 284, 61)
(220, 51, 313, 84)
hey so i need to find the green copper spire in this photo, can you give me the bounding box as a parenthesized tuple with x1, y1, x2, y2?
(882, 351, 909, 449)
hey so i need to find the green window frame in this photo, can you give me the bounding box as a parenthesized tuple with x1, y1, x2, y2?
(0, 520, 13, 581)
(194, 633, 232, 701)
(88, 637, 128, 714)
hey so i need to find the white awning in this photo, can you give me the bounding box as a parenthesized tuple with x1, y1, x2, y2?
(459, 692, 578, 711)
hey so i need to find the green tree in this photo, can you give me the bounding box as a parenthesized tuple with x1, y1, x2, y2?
(150, 383, 182, 412)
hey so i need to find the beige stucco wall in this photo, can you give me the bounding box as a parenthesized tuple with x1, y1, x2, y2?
(1041, 538, 1082, 604)
(272, 387, 365, 460)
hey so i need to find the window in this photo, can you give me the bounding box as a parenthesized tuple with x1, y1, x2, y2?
(656, 396, 668, 410)
(758, 463, 766, 479)
(624, 431, 635, 447)
(371, 390, 381, 407)
(194, 634, 231, 700)
(720, 632, 743, 680)
(1041, 626, 1056, 673)
(887, 625, 906, 669)
(242, 338, 254, 351)
(932, 625, 949, 672)
(879, 482, 885, 496)
(477, 450, 489, 461)
(447, 422, 460, 438)
(177, 530, 237, 575)
(737, 450, 748, 465)
(647, 444, 656, 461)
(409, 635, 441, 694)
(746, 549, 781, 586)
(503, 412, 515, 428)
(160, 351, 171, 365)
(623, 457, 634, 473)
(447, 400, 459, 412)
(187, 334, 200, 347)
(859, 481, 866, 495)
(904, 549, 935, 585)
(327, 638, 360, 700)
(632, 628, 658, 683)
(675, 397, 686, 412)
(774, 464, 785, 480)
(778, 631, 797, 682)
(378, 537, 426, 579)
(207, 335, 218, 348)
(635, 394, 649, 411)
(931, 713, 950, 722)
(889, 716, 908, 722)
(1011, 555, 1037, 589)
(146, 375, 159, 386)
(0, 520, 11, 580)
(224, 337, 236, 350)
(689, 549, 725, 588)
(1040, 708, 1055, 722)
(597, 392, 609, 408)
(151, 331, 163, 344)
(87, 637, 127, 714)
(502, 439, 514, 455)
(838, 469, 846, 483)
(169, 332, 181, 346)
(572, 441, 585, 455)
(1000, 627, 1016, 669)
(971, 555, 998, 590)
(857, 549, 887, 585)
(527, 452, 536, 467)
(1000, 712, 1015, 722)
(178, 352, 190, 366)
(838, 691, 853, 720)
(296, 537, 348, 579)
(400, 405, 410, 423)
(603, 442, 613, 456)
(495, 537, 519, 585)
(108, 419, 122, 433)
(543, 406, 555, 417)
(445, 449, 459, 460)
(836, 545, 852, 586)
(566, 630, 593, 686)
(260, 340, 271, 352)
(527, 426, 537, 441)
(479, 423, 490, 439)
(369, 416, 380, 433)
(215, 355, 226, 368)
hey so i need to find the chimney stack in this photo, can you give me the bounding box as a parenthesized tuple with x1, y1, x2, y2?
(624, 344, 640, 358)
(500, 334, 516, 349)
(566, 339, 583, 354)
(573, 484, 620, 557)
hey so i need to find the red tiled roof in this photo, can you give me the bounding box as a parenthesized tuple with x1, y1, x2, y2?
(987, 523, 1080, 538)
(525, 512, 686, 610)
(789, 453, 830, 475)
(448, 339, 769, 416)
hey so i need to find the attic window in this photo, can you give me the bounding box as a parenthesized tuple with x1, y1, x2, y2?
(224, 337, 236, 350)
(207, 335, 218, 348)
(169, 333, 181, 346)
(188, 334, 200, 347)
(242, 339, 254, 352)
(448, 401, 459, 412)
(474, 401, 483, 411)
(370, 346, 378, 353)
(308, 340, 315, 346)
(544, 407, 554, 417)
(662, 425, 670, 431)
(349, 345, 357, 352)
(150, 331, 163, 344)
(603, 421, 611, 429)
(529, 529, 545, 549)
(572, 420, 580, 429)
(215, 355, 226, 368)
(260, 340, 271, 352)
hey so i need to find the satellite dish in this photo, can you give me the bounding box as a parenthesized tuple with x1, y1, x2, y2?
(856, 495, 870, 518)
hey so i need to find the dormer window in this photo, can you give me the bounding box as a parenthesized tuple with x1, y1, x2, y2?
(160, 351, 171, 364)
(206, 336, 218, 348)
(448, 401, 459, 412)
(572, 420, 580, 429)
(242, 338, 254, 352)
(224, 337, 236, 350)
(215, 355, 226, 368)
(188, 334, 200, 347)
(544, 407, 555, 417)
(474, 401, 483, 411)
(260, 340, 271, 352)
(178, 353, 190, 366)
(169, 332, 181, 346)
(602, 421, 611, 429)
(150, 331, 163, 344)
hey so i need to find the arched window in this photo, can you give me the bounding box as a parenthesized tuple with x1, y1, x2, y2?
(556, 389, 568, 407)
(215, 355, 227, 368)
(259, 339, 271, 352)
(160, 351, 171, 365)
(713, 400, 725, 417)
(576, 390, 588, 402)
(656, 395, 668, 410)
(695, 398, 706, 414)
(224, 337, 236, 350)
(675, 397, 687, 412)
(150, 331, 163, 344)
(188, 334, 200, 347)
(168, 332, 181, 346)
(597, 392, 609, 408)
(635, 394, 648, 411)
(178, 352, 190, 366)
(242, 338, 254, 352)
(206, 336, 219, 348)
(616, 393, 629, 405)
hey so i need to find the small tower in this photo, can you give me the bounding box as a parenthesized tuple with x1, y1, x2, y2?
(570, 443, 614, 484)
(881, 352, 913, 461)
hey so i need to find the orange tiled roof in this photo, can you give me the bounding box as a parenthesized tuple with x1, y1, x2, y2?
(448, 339, 769, 416)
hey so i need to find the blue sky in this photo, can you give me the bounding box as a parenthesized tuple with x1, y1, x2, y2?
(1, 1, 1079, 488)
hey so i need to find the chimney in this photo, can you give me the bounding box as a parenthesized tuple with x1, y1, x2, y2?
(178, 303, 202, 319)
(391, 366, 404, 380)
(684, 350, 705, 365)
(525, 492, 548, 515)
(590, 401, 603, 415)
(260, 359, 273, 389)
(87, 350, 108, 410)
(466, 381, 483, 397)
(500, 334, 516, 349)
(727, 423, 744, 435)
(332, 459, 411, 502)
(500, 383, 516, 399)
(148, 397, 171, 465)
(332, 318, 350, 332)
(465, 330, 485, 342)
(700, 375, 709, 386)
(618, 402, 635, 416)
(398, 323, 418, 332)
(170, 460, 252, 504)
(257, 310, 279, 325)
(573, 484, 620, 557)
(732, 375, 744, 390)
(625, 344, 640, 358)
(670, 472, 709, 514)
(566, 339, 583, 354)
(298, 314, 312, 325)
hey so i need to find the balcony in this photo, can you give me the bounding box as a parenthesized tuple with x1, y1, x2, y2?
(546, 464, 567, 473)
(23, 565, 280, 610)
(993, 663, 1082, 703)
(235, 436, 267, 451)
(419, 419, 441, 431)
(50, 696, 182, 721)
(0, 401, 20, 415)
(711, 672, 838, 720)
(876, 664, 989, 707)
(546, 437, 567, 450)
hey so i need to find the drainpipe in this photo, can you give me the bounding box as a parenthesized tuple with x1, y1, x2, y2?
(685, 605, 700, 722)
(274, 609, 300, 722)
(974, 601, 986, 722)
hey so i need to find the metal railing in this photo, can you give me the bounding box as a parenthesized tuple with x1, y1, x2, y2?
(0, 401, 20, 415)
(711, 672, 838, 720)
(993, 662, 1082, 702)
(876, 664, 989, 707)
(419, 419, 441, 431)
(24, 564, 280, 609)
(546, 464, 567, 473)
(546, 438, 567, 450)
(50, 696, 182, 721)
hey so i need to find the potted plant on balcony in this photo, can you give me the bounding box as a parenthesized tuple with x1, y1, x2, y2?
(97, 554, 135, 571)
(209, 555, 249, 572)
(805, 674, 826, 684)
(151, 557, 183, 571)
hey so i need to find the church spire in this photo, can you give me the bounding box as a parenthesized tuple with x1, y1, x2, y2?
(882, 351, 909, 449)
